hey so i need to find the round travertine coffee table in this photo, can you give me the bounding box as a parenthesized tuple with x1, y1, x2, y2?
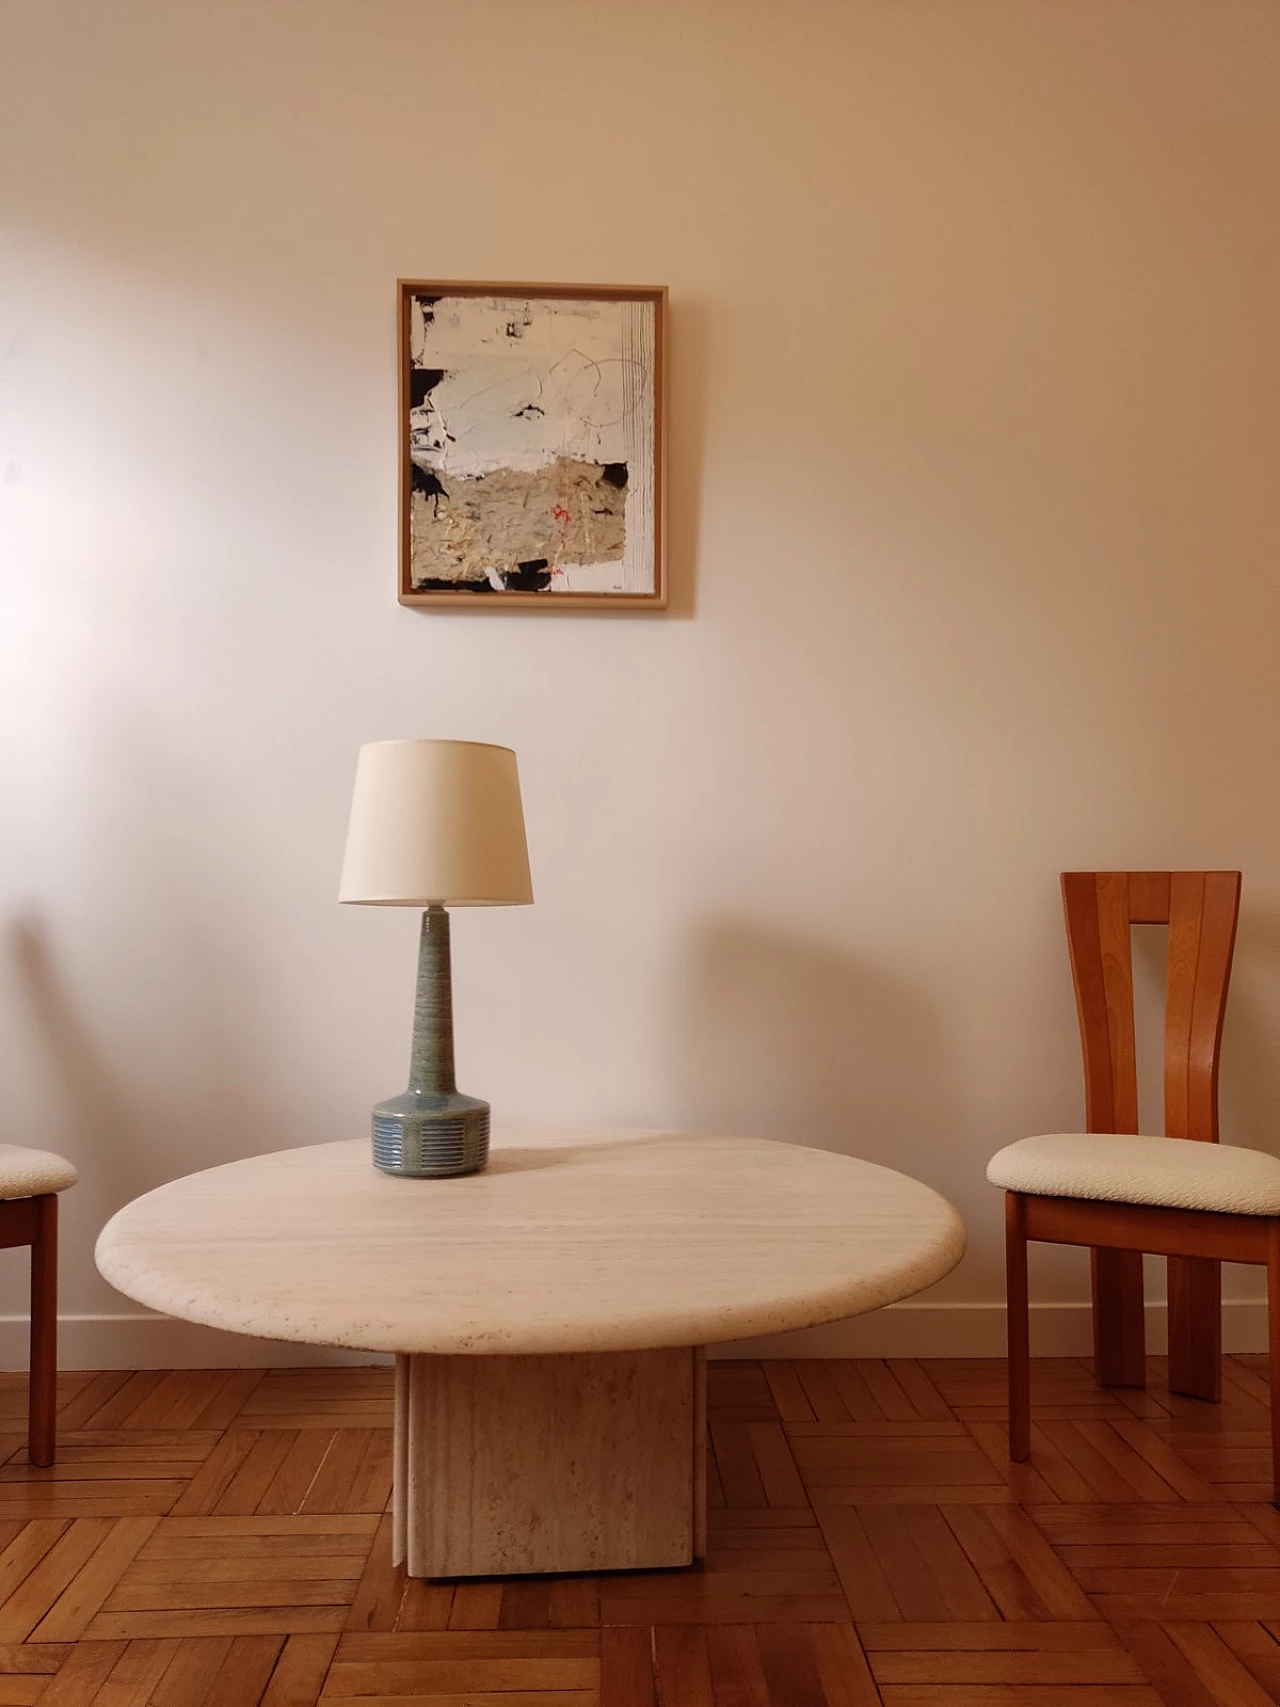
(95, 1128, 964, 1578)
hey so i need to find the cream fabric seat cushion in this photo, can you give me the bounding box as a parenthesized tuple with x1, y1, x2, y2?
(987, 1133, 1280, 1217)
(0, 1145, 77, 1200)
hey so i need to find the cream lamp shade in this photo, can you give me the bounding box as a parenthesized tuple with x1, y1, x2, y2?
(339, 739, 533, 908)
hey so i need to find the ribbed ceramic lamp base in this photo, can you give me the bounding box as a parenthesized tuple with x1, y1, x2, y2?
(372, 906, 492, 1179)
(372, 1092, 491, 1179)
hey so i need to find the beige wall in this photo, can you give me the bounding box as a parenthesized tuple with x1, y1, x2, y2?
(2, 0, 1279, 1364)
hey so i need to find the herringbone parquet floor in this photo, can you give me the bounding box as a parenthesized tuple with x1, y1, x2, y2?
(0, 1356, 1276, 1704)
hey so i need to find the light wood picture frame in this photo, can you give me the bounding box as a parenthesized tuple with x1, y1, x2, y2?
(398, 281, 667, 610)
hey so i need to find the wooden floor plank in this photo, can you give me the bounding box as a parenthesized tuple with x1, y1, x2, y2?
(81, 1375, 170, 1433)
(299, 1430, 392, 1517)
(877, 1689, 1163, 1704)
(0, 1520, 116, 1642)
(808, 1621, 882, 1706)
(144, 1635, 231, 1707)
(447, 1584, 504, 1631)
(323, 1653, 598, 1694)
(1211, 1620, 1280, 1698)
(96, 1638, 188, 1707)
(83, 1606, 349, 1639)
(548, 1579, 599, 1630)
(28, 1516, 158, 1642)
(37, 1641, 127, 1706)
(761, 1361, 817, 1424)
(861, 1624, 1124, 1652)
(52, 1376, 132, 1434)
(745, 1422, 808, 1508)
(114, 1373, 230, 1434)
(964, 1421, 1061, 1504)
(871, 1650, 1144, 1684)
(190, 1370, 266, 1433)
(1112, 1620, 1238, 1707)
(704, 1625, 769, 1707)
(940, 1505, 1098, 1622)
(254, 1431, 336, 1518)
(793, 1363, 852, 1423)
(814, 1504, 901, 1621)
(708, 1422, 768, 1508)
(600, 1626, 654, 1707)
(191, 1634, 285, 1707)
(652, 1625, 713, 1707)
(395, 1579, 455, 1632)
(170, 1433, 262, 1519)
(212, 1433, 299, 1517)
(756, 1623, 839, 1707)
(260, 1633, 340, 1707)
(344, 1514, 404, 1634)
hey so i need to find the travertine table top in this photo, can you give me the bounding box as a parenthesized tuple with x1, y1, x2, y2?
(95, 1129, 966, 1356)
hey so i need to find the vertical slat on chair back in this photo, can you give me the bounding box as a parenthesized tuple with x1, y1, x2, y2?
(1163, 872, 1240, 1141)
(1060, 871, 1240, 1141)
(1061, 872, 1140, 1134)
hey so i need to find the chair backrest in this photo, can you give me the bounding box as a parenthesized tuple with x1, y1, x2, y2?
(1060, 871, 1241, 1143)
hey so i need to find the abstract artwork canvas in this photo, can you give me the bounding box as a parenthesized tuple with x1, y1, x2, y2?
(398, 281, 665, 608)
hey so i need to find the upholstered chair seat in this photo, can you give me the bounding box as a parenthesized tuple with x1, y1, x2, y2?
(989, 1133, 1280, 1218)
(0, 1146, 78, 1201)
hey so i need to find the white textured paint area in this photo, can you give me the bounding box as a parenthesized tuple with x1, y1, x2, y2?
(410, 296, 645, 476)
(408, 294, 655, 593)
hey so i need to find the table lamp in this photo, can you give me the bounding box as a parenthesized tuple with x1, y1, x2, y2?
(339, 739, 533, 1178)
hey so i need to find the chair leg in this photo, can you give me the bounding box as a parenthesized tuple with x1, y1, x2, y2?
(29, 1195, 57, 1468)
(1168, 1255, 1222, 1401)
(1268, 1223, 1280, 1509)
(1091, 1247, 1146, 1387)
(1005, 1192, 1031, 1461)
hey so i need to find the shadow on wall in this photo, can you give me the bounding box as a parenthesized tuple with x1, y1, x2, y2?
(6, 916, 147, 1201)
(667, 917, 961, 1188)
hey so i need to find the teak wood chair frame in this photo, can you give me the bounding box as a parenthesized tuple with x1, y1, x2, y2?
(1004, 871, 1280, 1504)
(0, 1194, 58, 1466)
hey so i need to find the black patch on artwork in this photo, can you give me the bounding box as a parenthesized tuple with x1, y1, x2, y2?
(513, 403, 545, 419)
(413, 577, 494, 593)
(415, 294, 441, 326)
(409, 369, 446, 408)
(411, 466, 447, 499)
(600, 462, 629, 489)
(505, 559, 553, 592)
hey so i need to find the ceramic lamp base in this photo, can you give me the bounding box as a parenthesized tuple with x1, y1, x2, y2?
(372, 1091, 491, 1178)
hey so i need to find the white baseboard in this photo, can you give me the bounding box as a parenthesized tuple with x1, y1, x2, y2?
(723, 1298, 1269, 1359)
(0, 1313, 392, 1370)
(0, 1300, 1266, 1370)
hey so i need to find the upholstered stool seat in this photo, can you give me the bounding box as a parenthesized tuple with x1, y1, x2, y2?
(0, 1146, 78, 1201)
(989, 1133, 1280, 1218)
(0, 1144, 76, 1467)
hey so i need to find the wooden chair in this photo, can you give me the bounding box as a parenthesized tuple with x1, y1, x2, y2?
(988, 871, 1280, 1504)
(0, 1145, 77, 1466)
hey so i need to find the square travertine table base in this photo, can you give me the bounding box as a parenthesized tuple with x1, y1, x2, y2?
(393, 1346, 706, 1578)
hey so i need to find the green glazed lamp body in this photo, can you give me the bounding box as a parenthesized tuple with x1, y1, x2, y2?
(372, 906, 490, 1178)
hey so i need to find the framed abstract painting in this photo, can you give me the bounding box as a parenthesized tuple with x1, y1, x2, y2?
(398, 281, 666, 609)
